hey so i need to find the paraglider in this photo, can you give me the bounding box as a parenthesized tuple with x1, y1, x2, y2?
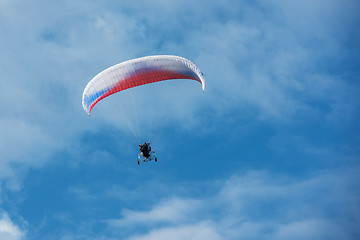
(82, 55, 205, 164)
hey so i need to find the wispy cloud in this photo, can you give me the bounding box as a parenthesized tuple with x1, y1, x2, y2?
(108, 198, 200, 227)
(0, 213, 25, 240)
(105, 168, 360, 240)
(195, 0, 360, 123)
(126, 221, 222, 240)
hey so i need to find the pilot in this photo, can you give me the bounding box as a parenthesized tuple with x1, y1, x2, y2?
(139, 142, 151, 158)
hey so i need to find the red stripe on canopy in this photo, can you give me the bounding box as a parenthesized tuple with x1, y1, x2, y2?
(88, 70, 201, 114)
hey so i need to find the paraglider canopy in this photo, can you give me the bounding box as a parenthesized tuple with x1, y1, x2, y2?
(82, 55, 205, 115)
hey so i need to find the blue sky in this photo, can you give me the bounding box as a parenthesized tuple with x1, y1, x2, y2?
(0, 0, 359, 239)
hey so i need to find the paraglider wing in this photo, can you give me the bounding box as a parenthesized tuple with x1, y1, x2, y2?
(82, 55, 205, 115)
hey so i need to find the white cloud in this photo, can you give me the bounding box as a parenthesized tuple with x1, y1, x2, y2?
(106, 167, 360, 240)
(0, 213, 25, 240)
(272, 219, 349, 240)
(108, 198, 200, 227)
(126, 222, 222, 240)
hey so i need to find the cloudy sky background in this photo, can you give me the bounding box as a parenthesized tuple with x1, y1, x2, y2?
(0, 0, 359, 239)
